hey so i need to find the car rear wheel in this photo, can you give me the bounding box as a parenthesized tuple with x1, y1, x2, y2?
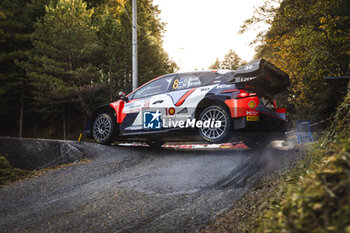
(198, 105, 231, 143)
(92, 113, 115, 145)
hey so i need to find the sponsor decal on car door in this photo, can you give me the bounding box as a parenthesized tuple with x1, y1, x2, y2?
(120, 98, 150, 131)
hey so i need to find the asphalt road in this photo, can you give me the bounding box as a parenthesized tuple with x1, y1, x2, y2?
(0, 142, 300, 233)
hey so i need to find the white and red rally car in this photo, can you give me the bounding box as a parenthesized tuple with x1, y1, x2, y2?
(85, 59, 289, 148)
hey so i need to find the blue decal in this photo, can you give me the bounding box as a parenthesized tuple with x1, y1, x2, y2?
(143, 110, 162, 129)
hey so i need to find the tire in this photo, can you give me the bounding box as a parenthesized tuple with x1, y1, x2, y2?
(242, 135, 270, 149)
(198, 105, 231, 143)
(92, 113, 115, 145)
(147, 141, 164, 149)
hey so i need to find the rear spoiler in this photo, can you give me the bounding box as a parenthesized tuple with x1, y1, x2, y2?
(230, 59, 289, 95)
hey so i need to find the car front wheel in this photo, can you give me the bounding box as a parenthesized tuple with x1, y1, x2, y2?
(92, 113, 115, 145)
(198, 105, 231, 143)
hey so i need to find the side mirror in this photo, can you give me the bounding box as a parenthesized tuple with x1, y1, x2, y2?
(118, 91, 128, 101)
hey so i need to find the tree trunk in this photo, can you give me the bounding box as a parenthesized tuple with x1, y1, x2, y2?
(34, 112, 38, 137)
(63, 105, 66, 140)
(78, 93, 90, 116)
(19, 91, 24, 138)
(68, 104, 71, 139)
(84, 115, 88, 130)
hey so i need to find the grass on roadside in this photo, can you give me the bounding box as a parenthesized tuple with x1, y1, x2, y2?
(0, 156, 33, 185)
(246, 135, 350, 233)
(247, 83, 350, 233)
(0, 156, 91, 186)
(202, 84, 350, 233)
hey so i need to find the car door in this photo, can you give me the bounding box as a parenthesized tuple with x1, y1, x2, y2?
(144, 75, 206, 131)
(119, 75, 175, 133)
(164, 73, 219, 124)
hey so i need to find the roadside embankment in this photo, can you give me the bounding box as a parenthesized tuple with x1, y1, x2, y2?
(201, 83, 350, 233)
(0, 137, 94, 170)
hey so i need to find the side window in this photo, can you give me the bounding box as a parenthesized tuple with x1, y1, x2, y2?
(172, 74, 202, 91)
(133, 76, 174, 99)
(172, 72, 230, 91)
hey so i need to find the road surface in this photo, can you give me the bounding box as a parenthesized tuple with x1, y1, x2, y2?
(0, 142, 299, 232)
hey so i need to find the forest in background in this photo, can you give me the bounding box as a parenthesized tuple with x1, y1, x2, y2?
(211, 0, 349, 126)
(205, 1, 349, 231)
(242, 0, 349, 123)
(0, 0, 177, 139)
(0, 0, 349, 139)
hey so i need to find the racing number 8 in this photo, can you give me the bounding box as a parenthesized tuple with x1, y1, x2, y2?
(173, 79, 179, 89)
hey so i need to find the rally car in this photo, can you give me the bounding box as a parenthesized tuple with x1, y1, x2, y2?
(85, 59, 289, 148)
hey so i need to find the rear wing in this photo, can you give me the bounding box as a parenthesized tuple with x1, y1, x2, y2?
(230, 59, 289, 95)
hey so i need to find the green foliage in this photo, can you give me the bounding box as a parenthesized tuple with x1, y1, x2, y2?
(93, 0, 177, 101)
(242, 0, 350, 121)
(20, 0, 103, 115)
(208, 49, 245, 70)
(220, 49, 246, 70)
(328, 82, 350, 141)
(0, 0, 177, 137)
(122, 0, 178, 87)
(0, 0, 50, 132)
(208, 58, 221, 69)
(250, 137, 350, 233)
(248, 89, 350, 232)
(0, 156, 32, 185)
(92, 0, 125, 102)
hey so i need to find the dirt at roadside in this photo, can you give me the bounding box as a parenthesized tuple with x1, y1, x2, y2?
(0, 157, 91, 187)
(200, 174, 282, 233)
